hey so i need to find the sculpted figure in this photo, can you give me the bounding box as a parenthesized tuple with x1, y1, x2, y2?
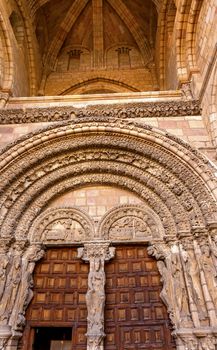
(0, 238, 11, 301)
(170, 245, 191, 327)
(78, 242, 115, 350)
(86, 257, 106, 335)
(182, 246, 207, 321)
(0, 240, 26, 324)
(210, 234, 217, 271)
(9, 244, 45, 332)
(200, 243, 217, 307)
(157, 260, 175, 323)
(148, 243, 191, 328)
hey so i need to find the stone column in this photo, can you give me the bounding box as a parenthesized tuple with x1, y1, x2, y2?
(78, 241, 115, 350)
(0, 92, 9, 108)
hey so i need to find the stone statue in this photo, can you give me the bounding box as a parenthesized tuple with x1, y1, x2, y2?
(181, 245, 207, 322)
(200, 243, 217, 308)
(0, 238, 12, 301)
(157, 260, 175, 321)
(0, 240, 27, 325)
(9, 243, 45, 333)
(78, 241, 115, 350)
(86, 258, 106, 335)
(170, 245, 191, 327)
(148, 242, 191, 329)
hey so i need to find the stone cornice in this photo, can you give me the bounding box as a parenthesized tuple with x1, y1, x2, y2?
(0, 100, 201, 124)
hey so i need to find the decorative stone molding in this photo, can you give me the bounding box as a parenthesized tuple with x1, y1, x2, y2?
(0, 100, 201, 124)
(75, 100, 201, 118)
(78, 242, 115, 350)
(0, 119, 215, 248)
(29, 207, 95, 243)
(0, 107, 74, 124)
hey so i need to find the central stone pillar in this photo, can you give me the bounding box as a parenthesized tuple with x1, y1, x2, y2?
(78, 241, 115, 350)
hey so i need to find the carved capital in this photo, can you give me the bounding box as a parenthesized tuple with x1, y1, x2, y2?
(147, 241, 169, 260)
(78, 241, 115, 262)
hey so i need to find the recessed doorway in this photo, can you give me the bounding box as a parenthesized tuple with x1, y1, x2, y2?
(33, 327, 72, 350)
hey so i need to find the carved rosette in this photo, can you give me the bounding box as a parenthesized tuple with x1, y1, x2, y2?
(78, 242, 115, 350)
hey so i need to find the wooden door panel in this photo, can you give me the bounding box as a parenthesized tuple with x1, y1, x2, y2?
(105, 245, 175, 350)
(22, 247, 88, 350)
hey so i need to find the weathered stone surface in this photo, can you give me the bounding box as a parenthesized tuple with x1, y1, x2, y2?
(78, 242, 115, 350)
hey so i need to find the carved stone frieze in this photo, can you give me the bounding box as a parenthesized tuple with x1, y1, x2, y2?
(78, 242, 115, 350)
(0, 107, 74, 124)
(0, 100, 201, 124)
(30, 207, 95, 243)
(97, 205, 164, 240)
(75, 100, 201, 119)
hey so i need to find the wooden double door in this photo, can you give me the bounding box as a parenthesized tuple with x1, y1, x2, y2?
(22, 245, 175, 350)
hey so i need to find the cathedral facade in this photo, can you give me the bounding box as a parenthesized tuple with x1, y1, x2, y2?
(0, 0, 217, 349)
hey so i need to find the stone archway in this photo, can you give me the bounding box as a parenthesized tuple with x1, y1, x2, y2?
(0, 118, 217, 349)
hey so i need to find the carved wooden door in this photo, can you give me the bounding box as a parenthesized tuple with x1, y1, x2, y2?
(104, 245, 175, 350)
(21, 247, 88, 350)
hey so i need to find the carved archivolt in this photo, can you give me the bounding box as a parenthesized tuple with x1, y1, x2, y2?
(0, 119, 217, 349)
(0, 118, 215, 243)
(29, 207, 95, 243)
(98, 204, 164, 240)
